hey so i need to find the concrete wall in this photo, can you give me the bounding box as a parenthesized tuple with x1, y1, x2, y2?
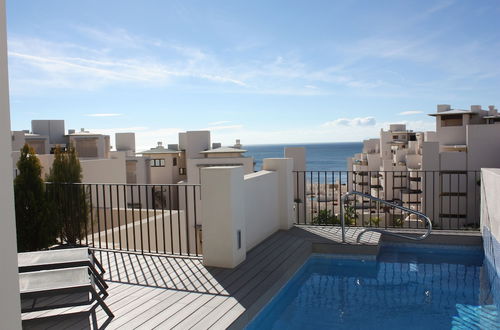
(0, 0, 22, 326)
(201, 166, 246, 268)
(201, 159, 293, 268)
(481, 169, 500, 308)
(244, 171, 279, 250)
(31, 120, 66, 145)
(436, 124, 466, 147)
(185, 131, 210, 159)
(467, 124, 500, 170)
(187, 156, 254, 184)
(80, 158, 127, 184)
(115, 133, 135, 153)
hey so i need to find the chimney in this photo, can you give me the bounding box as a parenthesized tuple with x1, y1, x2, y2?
(437, 104, 451, 113)
(470, 105, 482, 113)
(157, 141, 163, 148)
(212, 142, 221, 149)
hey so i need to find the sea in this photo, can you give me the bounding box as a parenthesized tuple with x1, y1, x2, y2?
(245, 142, 363, 172)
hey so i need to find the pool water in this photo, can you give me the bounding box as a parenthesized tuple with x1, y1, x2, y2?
(247, 244, 500, 329)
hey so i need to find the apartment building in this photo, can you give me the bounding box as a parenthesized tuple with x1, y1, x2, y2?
(348, 104, 500, 229)
(11, 121, 253, 210)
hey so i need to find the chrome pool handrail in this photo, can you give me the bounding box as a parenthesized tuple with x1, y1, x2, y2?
(340, 191, 432, 243)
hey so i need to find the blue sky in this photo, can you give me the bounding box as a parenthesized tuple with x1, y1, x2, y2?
(6, 0, 500, 149)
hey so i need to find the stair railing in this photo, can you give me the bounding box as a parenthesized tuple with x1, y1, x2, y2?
(340, 191, 432, 243)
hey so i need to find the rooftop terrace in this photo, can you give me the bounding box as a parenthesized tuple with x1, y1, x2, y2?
(22, 226, 381, 329)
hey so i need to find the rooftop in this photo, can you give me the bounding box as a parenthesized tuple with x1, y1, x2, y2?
(21, 226, 380, 329)
(138, 142, 179, 155)
(199, 147, 247, 154)
(428, 109, 478, 116)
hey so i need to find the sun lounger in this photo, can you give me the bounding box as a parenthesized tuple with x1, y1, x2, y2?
(20, 267, 113, 318)
(18, 248, 108, 291)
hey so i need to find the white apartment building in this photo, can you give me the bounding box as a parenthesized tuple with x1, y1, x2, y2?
(349, 104, 500, 229)
(11, 121, 253, 210)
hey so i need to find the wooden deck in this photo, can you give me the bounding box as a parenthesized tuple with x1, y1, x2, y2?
(22, 226, 380, 330)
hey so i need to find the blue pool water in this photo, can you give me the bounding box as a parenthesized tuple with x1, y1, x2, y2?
(247, 244, 500, 329)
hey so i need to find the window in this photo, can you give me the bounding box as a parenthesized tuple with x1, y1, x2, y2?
(441, 115, 463, 127)
(392, 135, 398, 139)
(150, 159, 165, 167)
(173, 157, 177, 166)
(409, 134, 417, 141)
(179, 168, 186, 175)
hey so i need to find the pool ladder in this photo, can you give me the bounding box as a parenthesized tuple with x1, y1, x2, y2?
(340, 191, 432, 244)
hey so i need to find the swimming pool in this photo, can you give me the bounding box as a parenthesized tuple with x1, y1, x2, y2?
(247, 244, 500, 329)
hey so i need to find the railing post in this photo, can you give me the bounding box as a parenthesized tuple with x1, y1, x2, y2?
(201, 166, 246, 268)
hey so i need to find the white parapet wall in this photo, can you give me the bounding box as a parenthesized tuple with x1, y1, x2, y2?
(481, 169, 500, 278)
(201, 166, 246, 268)
(0, 0, 22, 327)
(201, 159, 294, 268)
(244, 171, 279, 251)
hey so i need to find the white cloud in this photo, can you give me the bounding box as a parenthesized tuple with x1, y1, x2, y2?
(398, 110, 424, 116)
(322, 117, 376, 127)
(86, 113, 123, 117)
(7, 33, 247, 93)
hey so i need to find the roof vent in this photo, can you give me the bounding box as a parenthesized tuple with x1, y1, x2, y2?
(157, 141, 163, 147)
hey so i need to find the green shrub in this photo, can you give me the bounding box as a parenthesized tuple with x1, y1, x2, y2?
(364, 217, 381, 227)
(343, 205, 358, 226)
(14, 144, 57, 251)
(46, 145, 89, 245)
(312, 209, 339, 225)
(392, 216, 404, 227)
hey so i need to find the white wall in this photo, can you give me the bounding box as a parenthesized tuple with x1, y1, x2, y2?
(201, 166, 246, 268)
(467, 124, 500, 170)
(187, 157, 254, 184)
(0, 0, 22, 327)
(115, 132, 135, 152)
(80, 158, 127, 183)
(244, 171, 279, 250)
(481, 169, 500, 280)
(185, 131, 210, 159)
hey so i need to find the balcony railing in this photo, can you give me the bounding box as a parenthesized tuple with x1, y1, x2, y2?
(45, 183, 201, 256)
(293, 170, 480, 231)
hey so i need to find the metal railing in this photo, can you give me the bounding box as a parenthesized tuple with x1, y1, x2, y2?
(340, 191, 432, 243)
(293, 170, 480, 231)
(46, 183, 201, 257)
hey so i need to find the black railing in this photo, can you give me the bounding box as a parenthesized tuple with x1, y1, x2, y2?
(293, 170, 480, 230)
(46, 183, 202, 256)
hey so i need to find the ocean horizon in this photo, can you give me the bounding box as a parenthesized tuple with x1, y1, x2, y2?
(245, 142, 363, 172)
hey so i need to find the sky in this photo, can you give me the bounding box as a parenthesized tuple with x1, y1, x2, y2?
(6, 0, 500, 150)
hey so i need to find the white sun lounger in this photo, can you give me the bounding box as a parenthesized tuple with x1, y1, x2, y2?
(20, 267, 113, 318)
(18, 248, 108, 292)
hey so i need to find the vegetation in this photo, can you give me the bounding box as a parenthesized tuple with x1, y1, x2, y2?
(312, 209, 339, 225)
(392, 216, 404, 227)
(46, 145, 89, 245)
(364, 217, 381, 227)
(14, 144, 57, 251)
(343, 205, 358, 226)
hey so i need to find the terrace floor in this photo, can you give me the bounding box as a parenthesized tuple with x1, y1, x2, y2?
(22, 226, 380, 330)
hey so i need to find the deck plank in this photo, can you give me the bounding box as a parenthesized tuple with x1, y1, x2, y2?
(24, 225, 382, 330)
